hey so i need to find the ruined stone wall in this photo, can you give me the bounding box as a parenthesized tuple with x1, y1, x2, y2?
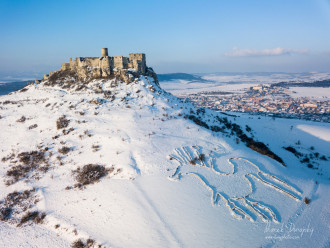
(99, 57, 111, 77)
(70, 60, 77, 68)
(76, 57, 100, 68)
(114, 56, 128, 69)
(129, 53, 145, 62)
(54, 49, 148, 82)
(129, 53, 146, 73)
(43, 71, 54, 80)
(61, 62, 71, 71)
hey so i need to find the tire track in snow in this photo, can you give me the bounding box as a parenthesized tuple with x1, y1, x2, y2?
(133, 180, 183, 248)
(35, 188, 107, 247)
(263, 180, 319, 248)
(168, 146, 302, 223)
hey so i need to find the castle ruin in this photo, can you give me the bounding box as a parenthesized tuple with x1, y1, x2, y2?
(44, 48, 147, 80)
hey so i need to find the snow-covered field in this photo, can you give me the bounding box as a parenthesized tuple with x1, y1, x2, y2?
(289, 87, 330, 100)
(0, 75, 329, 247)
(200, 72, 330, 84)
(159, 72, 330, 97)
(160, 79, 255, 96)
(297, 124, 330, 142)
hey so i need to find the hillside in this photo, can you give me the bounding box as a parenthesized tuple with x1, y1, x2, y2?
(0, 72, 329, 248)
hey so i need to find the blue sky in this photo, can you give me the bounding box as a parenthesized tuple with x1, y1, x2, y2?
(0, 0, 329, 75)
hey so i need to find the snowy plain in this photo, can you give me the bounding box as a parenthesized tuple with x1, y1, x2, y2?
(0, 74, 329, 248)
(160, 72, 330, 98)
(289, 87, 330, 100)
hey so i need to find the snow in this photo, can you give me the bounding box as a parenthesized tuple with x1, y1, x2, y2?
(160, 72, 330, 97)
(160, 79, 254, 96)
(200, 72, 330, 84)
(0, 76, 329, 247)
(289, 87, 330, 100)
(297, 124, 330, 142)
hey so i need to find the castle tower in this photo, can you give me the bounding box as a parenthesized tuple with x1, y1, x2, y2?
(101, 48, 108, 57)
(129, 53, 146, 73)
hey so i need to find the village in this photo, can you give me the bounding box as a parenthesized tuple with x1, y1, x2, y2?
(183, 84, 330, 122)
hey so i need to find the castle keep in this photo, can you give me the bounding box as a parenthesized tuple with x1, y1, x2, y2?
(44, 48, 147, 80)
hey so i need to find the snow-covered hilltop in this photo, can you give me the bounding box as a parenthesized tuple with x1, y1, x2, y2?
(0, 63, 329, 247)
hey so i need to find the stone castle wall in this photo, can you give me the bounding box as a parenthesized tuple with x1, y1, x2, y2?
(113, 56, 128, 69)
(45, 48, 147, 80)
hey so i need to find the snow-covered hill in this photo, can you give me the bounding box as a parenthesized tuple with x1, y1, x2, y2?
(0, 74, 329, 248)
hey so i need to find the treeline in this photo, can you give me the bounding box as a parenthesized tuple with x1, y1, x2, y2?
(271, 79, 330, 88)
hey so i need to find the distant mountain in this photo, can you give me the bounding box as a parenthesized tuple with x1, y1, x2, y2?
(157, 73, 208, 82)
(0, 81, 29, 96)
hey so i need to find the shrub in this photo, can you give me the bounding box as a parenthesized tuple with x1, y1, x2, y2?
(18, 151, 45, 165)
(6, 151, 46, 184)
(86, 239, 95, 247)
(76, 84, 86, 91)
(198, 154, 205, 161)
(28, 124, 38, 130)
(189, 159, 197, 165)
(186, 115, 209, 129)
(301, 157, 310, 163)
(74, 164, 108, 187)
(283, 146, 303, 158)
(7, 165, 32, 183)
(92, 145, 100, 152)
(16, 116, 26, 123)
(56, 116, 69, 129)
(103, 90, 112, 99)
(18, 211, 46, 226)
(63, 127, 74, 135)
(210, 125, 225, 133)
(196, 108, 205, 115)
(0, 189, 39, 225)
(72, 239, 85, 248)
(46, 69, 78, 87)
(58, 146, 71, 155)
(0, 207, 12, 221)
(303, 197, 311, 205)
(247, 141, 285, 166)
(186, 113, 286, 166)
(1, 153, 14, 162)
(5, 190, 34, 207)
(71, 239, 95, 248)
(320, 155, 327, 161)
